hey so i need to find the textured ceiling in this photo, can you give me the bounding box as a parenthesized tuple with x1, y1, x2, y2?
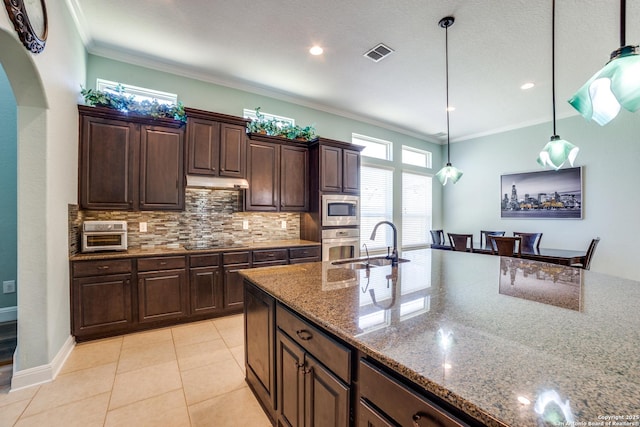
(67, 0, 640, 142)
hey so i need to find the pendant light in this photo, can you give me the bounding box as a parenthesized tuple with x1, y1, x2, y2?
(568, 0, 640, 125)
(435, 16, 463, 185)
(537, 0, 580, 170)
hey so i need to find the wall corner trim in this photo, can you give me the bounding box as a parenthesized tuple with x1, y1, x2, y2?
(10, 335, 75, 391)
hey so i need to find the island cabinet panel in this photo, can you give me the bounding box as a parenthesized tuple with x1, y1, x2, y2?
(137, 256, 188, 324)
(189, 254, 222, 315)
(358, 400, 395, 427)
(139, 126, 184, 210)
(276, 330, 350, 427)
(244, 282, 276, 423)
(78, 105, 185, 211)
(358, 359, 471, 427)
(223, 251, 251, 309)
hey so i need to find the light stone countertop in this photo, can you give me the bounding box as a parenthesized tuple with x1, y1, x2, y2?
(70, 239, 320, 261)
(239, 248, 640, 427)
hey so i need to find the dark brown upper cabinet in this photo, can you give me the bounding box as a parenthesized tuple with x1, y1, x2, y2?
(78, 105, 185, 211)
(245, 134, 309, 212)
(184, 108, 249, 178)
(315, 138, 361, 195)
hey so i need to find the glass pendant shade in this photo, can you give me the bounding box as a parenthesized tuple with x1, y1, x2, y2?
(568, 47, 640, 125)
(436, 163, 463, 185)
(536, 135, 579, 170)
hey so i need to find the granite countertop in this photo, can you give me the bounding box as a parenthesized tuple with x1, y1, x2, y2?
(70, 239, 320, 261)
(239, 249, 640, 427)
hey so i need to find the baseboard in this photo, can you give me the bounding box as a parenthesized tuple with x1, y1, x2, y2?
(10, 335, 76, 392)
(0, 306, 17, 323)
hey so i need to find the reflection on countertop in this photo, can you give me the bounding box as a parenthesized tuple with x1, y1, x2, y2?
(240, 249, 640, 427)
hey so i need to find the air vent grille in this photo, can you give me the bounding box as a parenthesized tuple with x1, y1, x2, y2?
(364, 43, 394, 62)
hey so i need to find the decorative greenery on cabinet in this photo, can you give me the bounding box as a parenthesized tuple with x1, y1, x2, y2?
(247, 107, 317, 141)
(80, 84, 187, 122)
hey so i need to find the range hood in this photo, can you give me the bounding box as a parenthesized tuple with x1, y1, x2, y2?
(186, 175, 249, 190)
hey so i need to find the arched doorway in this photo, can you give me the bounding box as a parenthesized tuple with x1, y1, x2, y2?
(0, 28, 49, 387)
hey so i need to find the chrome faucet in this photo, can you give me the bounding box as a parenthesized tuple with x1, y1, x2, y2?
(370, 221, 398, 266)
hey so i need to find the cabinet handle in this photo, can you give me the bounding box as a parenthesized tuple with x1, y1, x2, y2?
(125, 279, 130, 285)
(97, 266, 110, 270)
(220, 168, 225, 171)
(412, 412, 440, 427)
(294, 361, 304, 371)
(302, 365, 313, 375)
(160, 261, 168, 265)
(296, 329, 313, 341)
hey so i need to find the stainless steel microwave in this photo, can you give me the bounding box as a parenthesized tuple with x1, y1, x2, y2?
(322, 195, 359, 227)
(82, 221, 128, 252)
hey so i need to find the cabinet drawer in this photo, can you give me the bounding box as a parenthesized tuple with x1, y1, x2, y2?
(138, 256, 186, 272)
(73, 259, 133, 278)
(223, 251, 250, 266)
(276, 304, 350, 383)
(359, 359, 469, 427)
(289, 246, 320, 260)
(253, 249, 287, 263)
(190, 253, 220, 268)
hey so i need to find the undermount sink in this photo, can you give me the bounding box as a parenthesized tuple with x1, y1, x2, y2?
(331, 256, 409, 269)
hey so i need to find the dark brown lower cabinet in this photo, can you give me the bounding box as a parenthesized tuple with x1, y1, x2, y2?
(189, 253, 222, 315)
(73, 273, 133, 337)
(223, 251, 251, 309)
(244, 282, 276, 422)
(276, 330, 349, 427)
(138, 269, 188, 323)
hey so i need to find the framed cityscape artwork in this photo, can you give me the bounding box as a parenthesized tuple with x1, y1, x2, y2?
(500, 167, 582, 219)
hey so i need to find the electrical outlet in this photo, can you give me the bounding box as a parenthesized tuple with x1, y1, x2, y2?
(139, 222, 147, 232)
(3, 280, 16, 294)
(281, 220, 287, 229)
(242, 220, 249, 230)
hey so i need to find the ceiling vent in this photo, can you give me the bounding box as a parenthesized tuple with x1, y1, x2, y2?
(363, 43, 394, 62)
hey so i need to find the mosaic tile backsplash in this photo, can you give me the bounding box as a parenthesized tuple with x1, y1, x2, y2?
(69, 189, 302, 255)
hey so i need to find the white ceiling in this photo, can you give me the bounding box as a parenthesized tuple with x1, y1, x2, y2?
(67, 0, 640, 142)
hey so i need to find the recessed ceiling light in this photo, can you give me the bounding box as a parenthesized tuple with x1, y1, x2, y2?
(309, 46, 323, 56)
(521, 82, 535, 90)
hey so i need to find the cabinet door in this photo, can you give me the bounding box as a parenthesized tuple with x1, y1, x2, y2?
(305, 353, 350, 427)
(80, 116, 137, 210)
(140, 125, 184, 210)
(189, 266, 222, 315)
(358, 400, 394, 427)
(281, 145, 309, 211)
(320, 145, 342, 192)
(342, 149, 360, 194)
(245, 283, 276, 420)
(276, 331, 305, 427)
(246, 141, 279, 211)
(219, 123, 246, 178)
(223, 265, 249, 309)
(138, 269, 188, 323)
(73, 274, 133, 337)
(186, 118, 220, 175)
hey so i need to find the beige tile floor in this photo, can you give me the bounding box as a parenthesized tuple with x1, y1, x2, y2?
(0, 314, 272, 427)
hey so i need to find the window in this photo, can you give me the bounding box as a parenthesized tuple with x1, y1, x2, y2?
(402, 172, 432, 247)
(360, 166, 393, 251)
(402, 145, 432, 168)
(352, 133, 392, 161)
(243, 108, 295, 126)
(96, 79, 177, 105)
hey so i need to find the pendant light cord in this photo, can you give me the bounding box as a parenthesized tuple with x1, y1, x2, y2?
(552, 0, 557, 137)
(620, 0, 626, 46)
(445, 20, 451, 163)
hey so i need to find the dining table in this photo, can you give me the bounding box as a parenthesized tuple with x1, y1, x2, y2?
(431, 243, 587, 266)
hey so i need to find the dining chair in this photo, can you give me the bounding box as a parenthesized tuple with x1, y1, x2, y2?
(488, 236, 522, 257)
(572, 237, 600, 270)
(480, 230, 505, 249)
(430, 229, 445, 246)
(447, 233, 473, 252)
(513, 232, 542, 251)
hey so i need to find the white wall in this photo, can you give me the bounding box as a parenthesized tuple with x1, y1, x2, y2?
(442, 112, 640, 281)
(1, 0, 86, 381)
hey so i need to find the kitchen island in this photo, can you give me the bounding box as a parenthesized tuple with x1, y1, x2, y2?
(240, 249, 640, 427)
